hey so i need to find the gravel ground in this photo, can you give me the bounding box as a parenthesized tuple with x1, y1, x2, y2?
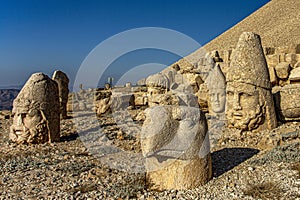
(0, 110, 299, 199)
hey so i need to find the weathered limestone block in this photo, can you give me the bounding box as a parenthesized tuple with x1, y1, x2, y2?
(137, 78, 146, 86)
(275, 62, 291, 79)
(146, 73, 170, 107)
(289, 67, 300, 84)
(268, 65, 278, 86)
(52, 70, 69, 119)
(196, 83, 209, 113)
(263, 47, 275, 55)
(294, 61, 300, 69)
(266, 54, 280, 67)
(10, 73, 60, 144)
(206, 64, 226, 118)
(133, 93, 147, 107)
(285, 53, 298, 68)
(273, 84, 300, 121)
(226, 32, 277, 131)
(275, 45, 300, 54)
(95, 97, 111, 115)
(170, 83, 199, 107)
(141, 106, 212, 190)
(110, 93, 135, 111)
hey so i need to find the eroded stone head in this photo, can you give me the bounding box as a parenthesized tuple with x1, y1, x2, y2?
(206, 64, 226, 115)
(141, 105, 211, 190)
(226, 32, 277, 131)
(52, 70, 69, 119)
(10, 73, 60, 144)
(141, 105, 209, 160)
(145, 73, 170, 107)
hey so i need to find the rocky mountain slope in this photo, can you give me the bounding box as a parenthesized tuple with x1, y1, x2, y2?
(202, 0, 300, 52)
(0, 89, 19, 110)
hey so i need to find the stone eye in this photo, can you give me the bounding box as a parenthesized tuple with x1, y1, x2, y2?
(241, 92, 251, 97)
(27, 109, 39, 117)
(226, 91, 233, 96)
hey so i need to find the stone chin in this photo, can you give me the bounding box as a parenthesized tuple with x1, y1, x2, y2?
(211, 103, 225, 114)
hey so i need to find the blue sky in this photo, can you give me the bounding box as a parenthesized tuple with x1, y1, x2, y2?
(0, 0, 270, 89)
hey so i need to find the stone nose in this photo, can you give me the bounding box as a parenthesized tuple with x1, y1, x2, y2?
(16, 114, 23, 126)
(233, 93, 242, 110)
(211, 94, 219, 103)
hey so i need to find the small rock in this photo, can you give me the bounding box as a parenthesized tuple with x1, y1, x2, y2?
(248, 167, 255, 171)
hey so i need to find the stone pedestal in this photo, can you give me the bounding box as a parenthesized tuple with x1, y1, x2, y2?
(146, 155, 212, 190)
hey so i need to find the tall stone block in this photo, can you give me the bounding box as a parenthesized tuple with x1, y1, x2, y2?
(52, 70, 69, 119)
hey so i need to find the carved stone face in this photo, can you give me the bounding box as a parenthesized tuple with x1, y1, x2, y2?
(226, 82, 263, 131)
(10, 106, 48, 144)
(209, 88, 226, 114)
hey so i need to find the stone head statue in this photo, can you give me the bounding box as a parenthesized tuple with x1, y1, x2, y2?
(226, 32, 277, 131)
(141, 105, 209, 159)
(141, 105, 212, 190)
(206, 64, 226, 115)
(10, 73, 60, 144)
(145, 73, 170, 107)
(52, 70, 69, 119)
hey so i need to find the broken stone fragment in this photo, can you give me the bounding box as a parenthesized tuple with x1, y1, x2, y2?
(275, 62, 291, 79)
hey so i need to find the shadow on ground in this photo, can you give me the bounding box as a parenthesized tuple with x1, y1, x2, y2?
(60, 133, 79, 142)
(212, 147, 259, 177)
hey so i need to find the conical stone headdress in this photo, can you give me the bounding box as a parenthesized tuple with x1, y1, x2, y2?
(206, 64, 226, 90)
(226, 32, 272, 90)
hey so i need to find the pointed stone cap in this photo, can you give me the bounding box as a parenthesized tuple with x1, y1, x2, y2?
(206, 64, 226, 90)
(227, 32, 272, 90)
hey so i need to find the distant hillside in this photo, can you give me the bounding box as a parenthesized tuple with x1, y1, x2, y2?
(0, 89, 19, 110)
(203, 0, 300, 52)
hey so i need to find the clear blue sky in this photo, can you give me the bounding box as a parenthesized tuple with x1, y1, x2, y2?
(0, 0, 270, 88)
